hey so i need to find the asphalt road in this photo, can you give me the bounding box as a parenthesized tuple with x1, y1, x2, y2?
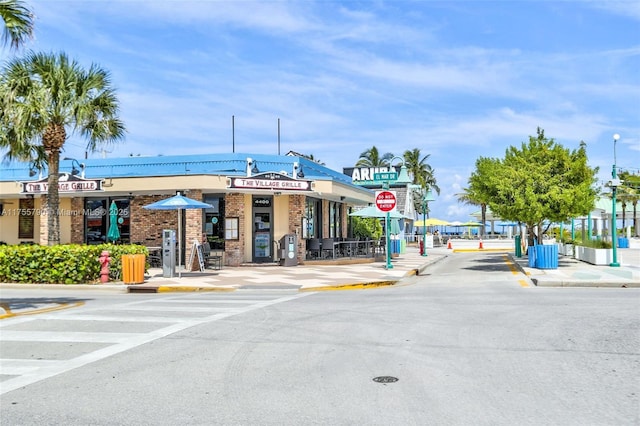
(1, 252, 638, 425)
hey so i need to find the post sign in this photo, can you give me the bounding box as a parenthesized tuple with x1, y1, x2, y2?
(375, 190, 397, 212)
(373, 172, 397, 182)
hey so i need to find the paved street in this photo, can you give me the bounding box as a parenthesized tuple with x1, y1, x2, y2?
(1, 251, 639, 425)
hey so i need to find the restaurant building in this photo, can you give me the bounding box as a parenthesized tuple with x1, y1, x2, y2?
(0, 153, 374, 266)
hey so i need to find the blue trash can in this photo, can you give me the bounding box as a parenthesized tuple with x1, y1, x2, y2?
(535, 244, 558, 269)
(527, 246, 536, 268)
(618, 237, 629, 248)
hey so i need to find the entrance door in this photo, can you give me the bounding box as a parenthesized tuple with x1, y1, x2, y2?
(252, 197, 273, 263)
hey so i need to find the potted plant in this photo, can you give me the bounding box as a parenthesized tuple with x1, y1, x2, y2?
(574, 239, 613, 265)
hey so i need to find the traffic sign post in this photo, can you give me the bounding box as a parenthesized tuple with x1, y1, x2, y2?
(375, 191, 397, 269)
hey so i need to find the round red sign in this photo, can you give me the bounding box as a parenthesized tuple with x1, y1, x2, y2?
(375, 191, 397, 212)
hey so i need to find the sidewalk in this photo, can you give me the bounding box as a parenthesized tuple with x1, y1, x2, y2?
(510, 247, 640, 288)
(1, 246, 637, 294)
(130, 246, 448, 293)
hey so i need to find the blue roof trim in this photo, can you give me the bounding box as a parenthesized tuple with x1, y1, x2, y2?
(0, 153, 361, 189)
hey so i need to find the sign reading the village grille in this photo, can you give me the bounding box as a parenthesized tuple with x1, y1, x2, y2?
(229, 172, 312, 191)
(21, 174, 105, 194)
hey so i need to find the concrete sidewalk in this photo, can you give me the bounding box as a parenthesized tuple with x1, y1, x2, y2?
(1, 245, 637, 294)
(510, 247, 640, 288)
(130, 246, 448, 293)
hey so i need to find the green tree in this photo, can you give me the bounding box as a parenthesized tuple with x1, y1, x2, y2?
(458, 157, 499, 237)
(355, 146, 393, 167)
(471, 128, 598, 246)
(0, 0, 33, 50)
(618, 170, 640, 236)
(0, 51, 126, 245)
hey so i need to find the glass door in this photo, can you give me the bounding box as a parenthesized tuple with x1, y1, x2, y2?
(252, 197, 272, 263)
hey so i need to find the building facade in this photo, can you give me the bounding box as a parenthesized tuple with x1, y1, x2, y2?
(0, 153, 375, 266)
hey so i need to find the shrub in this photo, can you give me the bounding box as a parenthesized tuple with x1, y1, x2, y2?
(0, 244, 148, 284)
(577, 239, 612, 249)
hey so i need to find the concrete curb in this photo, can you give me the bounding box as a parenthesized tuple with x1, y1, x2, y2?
(532, 279, 640, 288)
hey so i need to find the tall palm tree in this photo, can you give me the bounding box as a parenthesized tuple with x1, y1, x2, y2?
(0, 0, 34, 50)
(456, 188, 487, 237)
(403, 148, 439, 217)
(355, 146, 393, 167)
(0, 51, 126, 245)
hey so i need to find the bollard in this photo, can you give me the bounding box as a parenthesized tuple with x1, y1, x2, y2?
(98, 250, 111, 283)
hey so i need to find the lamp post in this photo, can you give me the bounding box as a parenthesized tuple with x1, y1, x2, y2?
(62, 157, 85, 178)
(421, 188, 435, 257)
(610, 133, 621, 267)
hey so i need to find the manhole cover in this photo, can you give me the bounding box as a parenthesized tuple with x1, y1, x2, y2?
(373, 376, 398, 383)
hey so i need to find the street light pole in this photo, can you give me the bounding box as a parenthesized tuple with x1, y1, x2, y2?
(422, 196, 427, 257)
(610, 133, 620, 267)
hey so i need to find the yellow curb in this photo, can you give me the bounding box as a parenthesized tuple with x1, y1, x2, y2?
(156, 286, 236, 293)
(300, 280, 396, 292)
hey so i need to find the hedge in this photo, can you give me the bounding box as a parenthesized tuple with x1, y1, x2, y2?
(0, 244, 148, 284)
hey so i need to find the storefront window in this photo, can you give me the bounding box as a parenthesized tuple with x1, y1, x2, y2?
(203, 195, 225, 249)
(85, 198, 130, 244)
(304, 198, 320, 238)
(18, 198, 35, 239)
(329, 201, 342, 238)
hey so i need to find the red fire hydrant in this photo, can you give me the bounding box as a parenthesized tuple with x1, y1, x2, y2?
(99, 250, 111, 283)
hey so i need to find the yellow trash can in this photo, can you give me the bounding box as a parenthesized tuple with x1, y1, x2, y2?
(122, 254, 145, 284)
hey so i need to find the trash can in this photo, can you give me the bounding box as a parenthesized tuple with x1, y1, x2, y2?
(122, 254, 145, 284)
(515, 235, 522, 258)
(527, 246, 536, 268)
(535, 244, 558, 269)
(618, 237, 629, 248)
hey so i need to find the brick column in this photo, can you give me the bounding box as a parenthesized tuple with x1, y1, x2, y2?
(225, 193, 245, 266)
(289, 194, 305, 262)
(70, 198, 84, 244)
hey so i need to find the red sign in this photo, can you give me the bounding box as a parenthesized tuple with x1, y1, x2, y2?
(375, 191, 397, 212)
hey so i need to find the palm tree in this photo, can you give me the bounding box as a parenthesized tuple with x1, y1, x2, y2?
(0, 51, 126, 245)
(355, 146, 393, 167)
(456, 188, 487, 237)
(403, 148, 440, 217)
(0, 0, 34, 50)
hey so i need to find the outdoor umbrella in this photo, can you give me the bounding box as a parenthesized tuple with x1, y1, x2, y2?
(107, 201, 120, 242)
(414, 217, 449, 227)
(143, 193, 213, 277)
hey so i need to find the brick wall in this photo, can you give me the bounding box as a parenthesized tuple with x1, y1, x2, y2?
(224, 193, 245, 266)
(70, 198, 84, 243)
(288, 194, 305, 262)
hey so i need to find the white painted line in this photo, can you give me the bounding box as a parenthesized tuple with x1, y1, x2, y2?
(0, 292, 314, 395)
(1, 331, 147, 343)
(0, 359, 64, 375)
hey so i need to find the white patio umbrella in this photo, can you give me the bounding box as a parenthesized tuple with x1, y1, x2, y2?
(143, 192, 213, 277)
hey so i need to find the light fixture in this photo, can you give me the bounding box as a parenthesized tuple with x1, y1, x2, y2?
(29, 168, 37, 177)
(128, 192, 134, 200)
(246, 157, 259, 176)
(610, 133, 621, 267)
(293, 162, 305, 179)
(63, 157, 85, 178)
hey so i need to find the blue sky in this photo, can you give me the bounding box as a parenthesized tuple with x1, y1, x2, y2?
(3, 0, 639, 221)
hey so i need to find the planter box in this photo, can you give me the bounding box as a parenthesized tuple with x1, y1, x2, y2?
(574, 245, 613, 265)
(558, 243, 574, 257)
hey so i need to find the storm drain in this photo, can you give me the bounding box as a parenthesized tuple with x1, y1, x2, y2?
(372, 376, 398, 383)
